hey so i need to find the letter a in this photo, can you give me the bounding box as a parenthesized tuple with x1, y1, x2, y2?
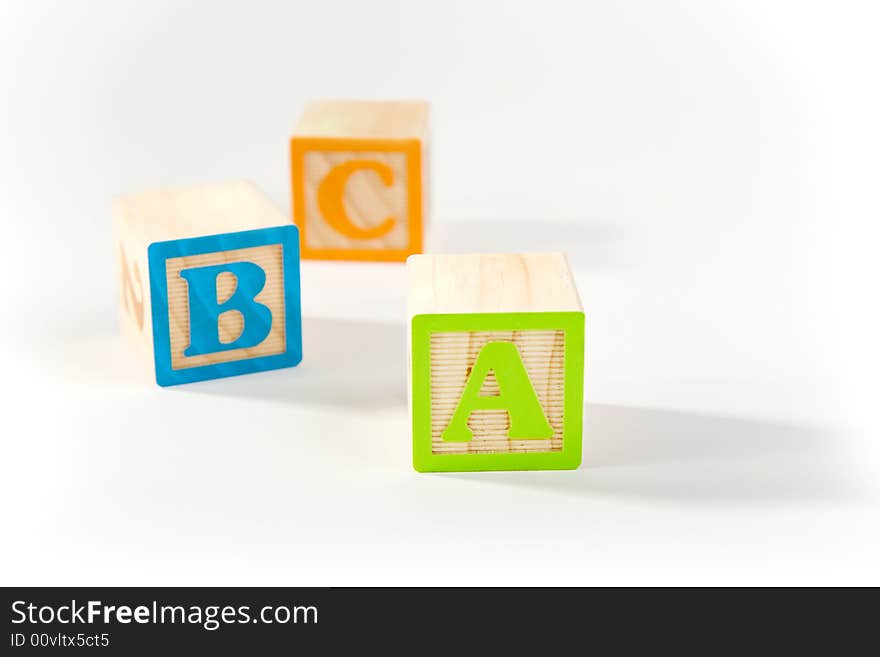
(441, 341, 553, 442)
(180, 261, 273, 356)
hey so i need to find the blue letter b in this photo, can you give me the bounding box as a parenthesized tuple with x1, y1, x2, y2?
(179, 261, 273, 357)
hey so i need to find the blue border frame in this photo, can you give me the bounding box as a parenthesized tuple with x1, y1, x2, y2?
(147, 225, 302, 387)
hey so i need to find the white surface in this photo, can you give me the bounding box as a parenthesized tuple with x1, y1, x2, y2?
(1, 0, 878, 585)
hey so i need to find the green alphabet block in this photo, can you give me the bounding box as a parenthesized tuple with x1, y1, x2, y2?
(407, 254, 585, 472)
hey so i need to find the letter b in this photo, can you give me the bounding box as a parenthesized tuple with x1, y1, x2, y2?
(180, 261, 273, 356)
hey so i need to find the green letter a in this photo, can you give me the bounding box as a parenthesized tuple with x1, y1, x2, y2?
(441, 341, 553, 442)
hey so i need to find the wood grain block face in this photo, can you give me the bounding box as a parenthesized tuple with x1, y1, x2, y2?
(112, 181, 302, 386)
(301, 149, 411, 252)
(291, 100, 429, 262)
(164, 243, 286, 370)
(408, 254, 585, 472)
(113, 207, 156, 370)
(430, 329, 565, 455)
(148, 227, 301, 386)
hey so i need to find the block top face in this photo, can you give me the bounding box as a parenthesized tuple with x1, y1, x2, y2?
(407, 253, 583, 317)
(293, 100, 429, 141)
(112, 180, 289, 245)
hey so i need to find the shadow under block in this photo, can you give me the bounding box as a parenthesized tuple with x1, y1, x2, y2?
(407, 253, 585, 472)
(112, 181, 303, 386)
(290, 100, 429, 262)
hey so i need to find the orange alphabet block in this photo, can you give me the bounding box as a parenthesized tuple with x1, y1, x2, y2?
(290, 100, 429, 262)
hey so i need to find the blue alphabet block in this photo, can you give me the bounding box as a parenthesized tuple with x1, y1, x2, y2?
(112, 181, 303, 386)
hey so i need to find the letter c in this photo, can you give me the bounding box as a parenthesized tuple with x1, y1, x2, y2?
(317, 159, 396, 239)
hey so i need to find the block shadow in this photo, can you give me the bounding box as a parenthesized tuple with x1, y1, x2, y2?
(447, 403, 859, 504)
(180, 316, 407, 410)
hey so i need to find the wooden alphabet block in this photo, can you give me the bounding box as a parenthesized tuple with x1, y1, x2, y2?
(290, 100, 429, 262)
(112, 181, 303, 386)
(407, 254, 585, 472)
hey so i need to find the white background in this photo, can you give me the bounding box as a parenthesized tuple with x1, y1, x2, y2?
(1, 0, 877, 585)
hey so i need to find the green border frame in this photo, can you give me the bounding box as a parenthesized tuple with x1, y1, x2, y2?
(411, 312, 585, 472)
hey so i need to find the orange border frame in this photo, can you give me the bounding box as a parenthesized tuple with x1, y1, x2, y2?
(290, 137, 423, 262)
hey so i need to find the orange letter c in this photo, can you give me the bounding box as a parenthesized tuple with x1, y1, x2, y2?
(317, 159, 396, 239)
